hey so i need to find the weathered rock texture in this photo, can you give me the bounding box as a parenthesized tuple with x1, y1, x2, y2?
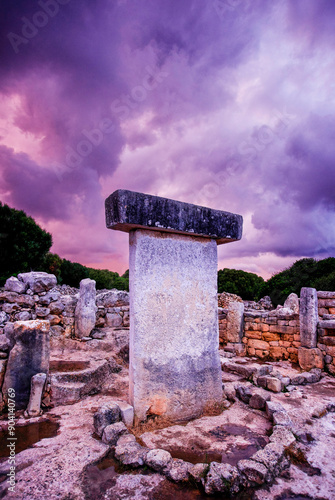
(74, 278, 97, 339)
(2, 320, 50, 409)
(129, 229, 223, 421)
(106, 190, 243, 421)
(26, 372, 47, 417)
(105, 189, 243, 244)
(300, 287, 318, 348)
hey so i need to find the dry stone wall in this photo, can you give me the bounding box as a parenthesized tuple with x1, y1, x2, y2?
(0, 273, 130, 342)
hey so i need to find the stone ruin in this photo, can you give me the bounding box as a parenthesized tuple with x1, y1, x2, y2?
(0, 190, 335, 498)
(105, 189, 243, 421)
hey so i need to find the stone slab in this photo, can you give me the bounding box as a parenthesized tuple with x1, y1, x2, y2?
(105, 189, 243, 245)
(129, 229, 222, 421)
(2, 320, 50, 409)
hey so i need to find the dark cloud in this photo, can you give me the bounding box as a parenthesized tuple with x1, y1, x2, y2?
(0, 0, 334, 275)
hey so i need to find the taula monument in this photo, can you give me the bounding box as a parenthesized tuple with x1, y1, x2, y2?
(105, 189, 243, 421)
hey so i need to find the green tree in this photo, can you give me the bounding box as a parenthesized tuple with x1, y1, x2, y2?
(217, 268, 264, 300)
(60, 259, 89, 288)
(0, 202, 52, 284)
(259, 257, 335, 306)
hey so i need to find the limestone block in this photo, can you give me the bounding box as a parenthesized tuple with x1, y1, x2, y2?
(2, 320, 50, 409)
(237, 459, 268, 485)
(4, 276, 28, 294)
(205, 462, 241, 494)
(116, 401, 134, 427)
(26, 372, 47, 417)
(298, 347, 324, 371)
(93, 403, 120, 437)
(96, 290, 129, 308)
(16, 295, 35, 308)
(102, 422, 127, 445)
(15, 311, 31, 321)
(145, 449, 172, 473)
(35, 306, 50, 318)
(74, 279, 97, 339)
(49, 301, 65, 315)
(267, 377, 282, 393)
(249, 390, 271, 410)
(166, 459, 193, 482)
(284, 293, 299, 314)
(17, 272, 57, 293)
(226, 302, 244, 343)
(115, 439, 148, 467)
(247, 339, 269, 350)
(106, 312, 122, 327)
(265, 401, 285, 418)
(105, 189, 243, 244)
(299, 288, 318, 348)
(128, 230, 222, 421)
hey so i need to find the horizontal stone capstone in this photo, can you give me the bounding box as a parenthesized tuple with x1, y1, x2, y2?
(105, 189, 243, 244)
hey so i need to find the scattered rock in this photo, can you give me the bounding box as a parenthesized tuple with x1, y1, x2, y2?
(102, 421, 128, 445)
(235, 385, 252, 403)
(4, 276, 28, 294)
(93, 403, 121, 437)
(266, 377, 282, 393)
(205, 462, 241, 495)
(269, 426, 295, 448)
(238, 459, 269, 485)
(17, 272, 57, 293)
(273, 411, 292, 428)
(115, 439, 148, 467)
(145, 449, 172, 473)
(249, 390, 271, 410)
(265, 401, 285, 418)
(284, 293, 299, 314)
(166, 459, 193, 482)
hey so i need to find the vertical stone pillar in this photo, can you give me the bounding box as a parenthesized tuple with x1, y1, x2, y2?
(105, 190, 243, 421)
(2, 320, 50, 409)
(74, 278, 97, 339)
(298, 287, 323, 371)
(299, 287, 318, 348)
(226, 302, 244, 344)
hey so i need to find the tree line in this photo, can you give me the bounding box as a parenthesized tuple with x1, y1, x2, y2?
(0, 202, 129, 290)
(1, 202, 335, 302)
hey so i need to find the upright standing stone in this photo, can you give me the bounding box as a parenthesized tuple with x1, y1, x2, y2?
(226, 302, 244, 343)
(299, 288, 318, 348)
(74, 278, 97, 339)
(105, 190, 243, 421)
(2, 320, 50, 409)
(25, 372, 47, 417)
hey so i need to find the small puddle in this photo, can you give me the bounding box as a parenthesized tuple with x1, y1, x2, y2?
(165, 424, 268, 466)
(0, 420, 60, 458)
(83, 454, 119, 499)
(50, 360, 90, 372)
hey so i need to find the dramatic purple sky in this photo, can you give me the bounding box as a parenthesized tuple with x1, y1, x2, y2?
(1, 0, 335, 278)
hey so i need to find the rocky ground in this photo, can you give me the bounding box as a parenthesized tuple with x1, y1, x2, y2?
(0, 328, 335, 499)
